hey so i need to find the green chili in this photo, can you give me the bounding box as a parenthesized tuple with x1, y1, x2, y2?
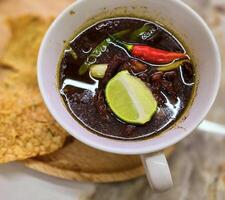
(79, 29, 131, 75)
(66, 47, 78, 60)
(158, 59, 189, 71)
(129, 24, 158, 41)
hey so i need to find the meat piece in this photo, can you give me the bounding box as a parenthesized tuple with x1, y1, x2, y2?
(163, 71, 177, 81)
(101, 54, 128, 87)
(130, 60, 148, 73)
(138, 72, 148, 82)
(182, 62, 193, 77)
(94, 89, 110, 121)
(123, 125, 136, 137)
(117, 59, 147, 74)
(148, 80, 165, 105)
(94, 54, 128, 120)
(181, 61, 195, 84)
(69, 93, 81, 104)
(161, 80, 177, 100)
(162, 80, 173, 92)
(81, 37, 94, 53)
(148, 70, 178, 103)
(80, 90, 93, 104)
(117, 61, 131, 72)
(150, 71, 164, 82)
(153, 93, 165, 105)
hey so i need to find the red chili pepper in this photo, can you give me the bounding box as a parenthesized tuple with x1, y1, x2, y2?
(131, 45, 187, 64)
(110, 36, 187, 64)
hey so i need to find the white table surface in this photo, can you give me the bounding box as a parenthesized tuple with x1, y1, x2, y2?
(0, 162, 95, 200)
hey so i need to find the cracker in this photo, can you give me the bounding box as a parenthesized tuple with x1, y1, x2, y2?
(0, 100, 66, 163)
(0, 15, 53, 71)
(0, 15, 68, 163)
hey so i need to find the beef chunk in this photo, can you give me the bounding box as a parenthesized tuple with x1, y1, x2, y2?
(94, 89, 111, 121)
(101, 54, 128, 87)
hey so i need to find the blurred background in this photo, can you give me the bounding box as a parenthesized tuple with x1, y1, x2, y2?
(0, 0, 225, 199)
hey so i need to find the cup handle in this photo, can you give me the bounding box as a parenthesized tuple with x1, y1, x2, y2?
(141, 152, 173, 192)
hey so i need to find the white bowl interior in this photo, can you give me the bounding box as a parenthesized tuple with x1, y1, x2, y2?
(38, 0, 221, 155)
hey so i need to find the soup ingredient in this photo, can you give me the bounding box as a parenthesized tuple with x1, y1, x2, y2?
(79, 29, 130, 75)
(105, 70, 157, 124)
(131, 45, 187, 64)
(158, 59, 190, 71)
(101, 55, 127, 87)
(130, 60, 148, 73)
(90, 64, 108, 78)
(66, 47, 78, 60)
(129, 24, 158, 41)
(110, 36, 187, 64)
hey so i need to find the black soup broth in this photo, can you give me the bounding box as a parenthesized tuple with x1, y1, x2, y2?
(59, 17, 195, 140)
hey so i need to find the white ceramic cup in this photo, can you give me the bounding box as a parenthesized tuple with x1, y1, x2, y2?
(38, 0, 221, 192)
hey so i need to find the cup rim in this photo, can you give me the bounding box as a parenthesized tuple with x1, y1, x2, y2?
(38, 0, 221, 155)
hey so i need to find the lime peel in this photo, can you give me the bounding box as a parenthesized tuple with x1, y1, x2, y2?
(105, 70, 157, 124)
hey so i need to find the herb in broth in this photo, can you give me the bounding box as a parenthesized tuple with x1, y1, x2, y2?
(59, 18, 195, 140)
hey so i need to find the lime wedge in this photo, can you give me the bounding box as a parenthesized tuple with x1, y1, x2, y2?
(105, 70, 157, 124)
